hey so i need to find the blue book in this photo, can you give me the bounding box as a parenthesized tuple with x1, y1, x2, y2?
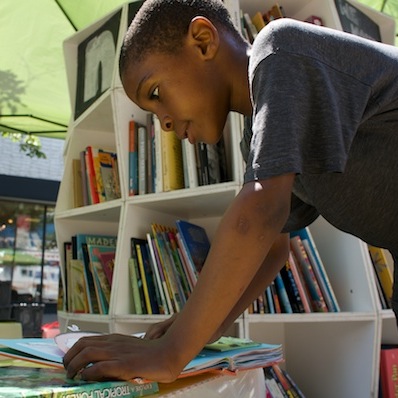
(175, 220, 211, 276)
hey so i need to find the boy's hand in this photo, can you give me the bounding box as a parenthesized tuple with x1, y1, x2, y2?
(63, 333, 180, 382)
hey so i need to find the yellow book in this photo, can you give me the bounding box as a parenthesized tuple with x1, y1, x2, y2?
(368, 245, 393, 303)
(251, 11, 266, 32)
(161, 129, 184, 191)
(134, 239, 152, 315)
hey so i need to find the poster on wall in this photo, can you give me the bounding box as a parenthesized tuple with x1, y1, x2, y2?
(334, 0, 381, 42)
(75, 10, 122, 119)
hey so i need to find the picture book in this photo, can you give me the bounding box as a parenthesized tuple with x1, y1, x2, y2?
(0, 334, 282, 380)
(380, 345, 398, 398)
(0, 366, 159, 398)
(180, 337, 283, 377)
(86, 244, 116, 287)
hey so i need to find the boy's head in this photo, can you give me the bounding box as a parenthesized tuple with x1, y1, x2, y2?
(120, 0, 242, 72)
(119, 0, 249, 145)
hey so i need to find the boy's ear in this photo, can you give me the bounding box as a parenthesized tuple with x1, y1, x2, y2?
(187, 16, 219, 59)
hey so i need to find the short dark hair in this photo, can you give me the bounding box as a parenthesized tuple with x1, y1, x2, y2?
(119, 0, 244, 76)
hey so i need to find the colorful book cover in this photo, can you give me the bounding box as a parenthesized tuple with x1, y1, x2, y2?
(175, 220, 210, 276)
(380, 345, 398, 398)
(98, 149, 120, 201)
(86, 244, 116, 287)
(0, 366, 159, 397)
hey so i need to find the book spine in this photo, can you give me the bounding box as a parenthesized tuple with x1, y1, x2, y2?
(274, 272, 293, 314)
(287, 252, 312, 313)
(138, 125, 147, 195)
(85, 146, 100, 204)
(368, 245, 393, 305)
(129, 120, 138, 196)
(153, 115, 163, 193)
(146, 233, 169, 315)
(290, 236, 328, 312)
(128, 258, 143, 315)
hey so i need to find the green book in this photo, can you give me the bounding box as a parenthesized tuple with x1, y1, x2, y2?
(0, 366, 159, 397)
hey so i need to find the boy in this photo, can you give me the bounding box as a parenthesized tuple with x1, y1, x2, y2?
(63, 0, 398, 383)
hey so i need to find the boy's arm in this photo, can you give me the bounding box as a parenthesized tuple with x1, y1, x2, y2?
(63, 174, 295, 382)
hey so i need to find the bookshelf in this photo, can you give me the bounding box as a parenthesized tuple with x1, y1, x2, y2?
(54, 1, 396, 397)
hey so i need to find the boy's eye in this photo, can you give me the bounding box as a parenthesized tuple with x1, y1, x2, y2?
(150, 86, 159, 100)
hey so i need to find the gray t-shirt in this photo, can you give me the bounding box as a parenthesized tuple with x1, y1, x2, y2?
(241, 18, 398, 254)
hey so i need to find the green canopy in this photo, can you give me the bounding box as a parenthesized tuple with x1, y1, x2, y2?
(0, 0, 396, 140)
(0, 0, 128, 139)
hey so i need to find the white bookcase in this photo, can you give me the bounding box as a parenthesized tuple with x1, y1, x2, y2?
(54, 1, 396, 397)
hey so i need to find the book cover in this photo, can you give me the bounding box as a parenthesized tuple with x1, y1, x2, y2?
(368, 245, 393, 306)
(175, 220, 211, 276)
(0, 338, 64, 368)
(74, 234, 117, 262)
(161, 128, 184, 192)
(380, 345, 398, 398)
(180, 338, 283, 377)
(69, 259, 89, 314)
(90, 260, 111, 314)
(98, 149, 120, 201)
(0, 366, 159, 397)
(86, 244, 116, 287)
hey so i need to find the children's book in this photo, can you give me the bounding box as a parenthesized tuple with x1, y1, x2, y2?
(175, 219, 211, 276)
(179, 336, 283, 377)
(0, 334, 282, 379)
(0, 366, 159, 398)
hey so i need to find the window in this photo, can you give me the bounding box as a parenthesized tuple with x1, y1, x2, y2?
(0, 200, 60, 304)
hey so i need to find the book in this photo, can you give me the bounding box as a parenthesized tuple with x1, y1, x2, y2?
(280, 258, 305, 313)
(273, 272, 293, 314)
(98, 149, 120, 201)
(175, 220, 211, 277)
(180, 337, 283, 377)
(69, 259, 89, 314)
(72, 158, 84, 208)
(161, 127, 184, 192)
(287, 251, 312, 313)
(368, 245, 393, 306)
(128, 119, 139, 196)
(0, 366, 159, 397)
(380, 345, 398, 398)
(292, 228, 340, 312)
(138, 125, 147, 195)
(86, 244, 116, 287)
(0, 335, 282, 382)
(290, 235, 328, 312)
(81, 243, 100, 314)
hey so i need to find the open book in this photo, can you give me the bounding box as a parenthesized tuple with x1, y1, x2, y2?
(0, 334, 283, 377)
